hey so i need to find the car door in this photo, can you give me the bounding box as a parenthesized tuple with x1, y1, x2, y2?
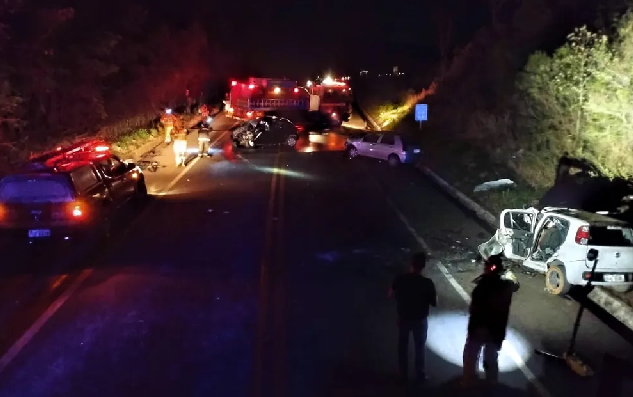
(112, 156, 138, 198)
(97, 157, 131, 205)
(254, 119, 273, 145)
(376, 134, 397, 160)
(499, 209, 539, 260)
(278, 119, 297, 143)
(357, 133, 381, 157)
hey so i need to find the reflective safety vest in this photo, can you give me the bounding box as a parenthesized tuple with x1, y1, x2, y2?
(198, 128, 211, 141)
(173, 128, 187, 141)
(198, 104, 209, 118)
(160, 114, 176, 127)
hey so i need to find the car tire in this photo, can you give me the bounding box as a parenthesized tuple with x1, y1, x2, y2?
(286, 135, 297, 147)
(388, 154, 400, 167)
(348, 146, 358, 158)
(101, 215, 112, 240)
(545, 263, 571, 295)
(609, 285, 633, 293)
(134, 181, 148, 207)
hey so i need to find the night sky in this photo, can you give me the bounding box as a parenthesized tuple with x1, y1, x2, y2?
(152, 0, 488, 78)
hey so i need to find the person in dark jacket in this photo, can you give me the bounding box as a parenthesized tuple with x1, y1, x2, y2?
(463, 254, 519, 385)
(389, 252, 437, 383)
(197, 117, 212, 157)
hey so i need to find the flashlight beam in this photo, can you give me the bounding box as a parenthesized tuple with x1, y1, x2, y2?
(383, 195, 553, 397)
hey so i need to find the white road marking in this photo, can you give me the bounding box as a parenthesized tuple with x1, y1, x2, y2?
(384, 197, 552, 397)
(0, 130, 229, 375)
(0, 269, 92, 373)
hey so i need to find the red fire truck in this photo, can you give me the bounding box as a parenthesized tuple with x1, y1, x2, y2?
(308, 77, 353, 123)
(226, 78, 310, 120)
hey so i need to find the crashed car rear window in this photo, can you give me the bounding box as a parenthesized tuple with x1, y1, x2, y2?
(589, 226, 633, 247)
(0, 175, 74, 203)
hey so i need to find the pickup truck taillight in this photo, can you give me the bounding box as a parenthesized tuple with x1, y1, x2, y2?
(69, 202, 84, 218)
(575, 225, 590, 245)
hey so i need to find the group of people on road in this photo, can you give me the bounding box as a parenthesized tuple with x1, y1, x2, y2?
(159, 104, 213, 166)
(390, 252, 519, 388)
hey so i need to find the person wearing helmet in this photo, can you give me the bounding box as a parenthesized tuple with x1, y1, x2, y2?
(463, 255, 519, 386)
(172, 117, 188, 166)
(160, 108, 177, 144)
(197, 117, 213, 157)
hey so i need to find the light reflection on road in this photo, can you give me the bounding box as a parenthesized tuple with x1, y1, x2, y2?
(295, 133, 348, 153)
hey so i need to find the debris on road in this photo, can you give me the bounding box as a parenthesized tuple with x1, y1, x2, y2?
(473, 178, 515, 192)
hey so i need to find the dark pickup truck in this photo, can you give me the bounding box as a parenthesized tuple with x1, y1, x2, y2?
(0, 145, 147, 245)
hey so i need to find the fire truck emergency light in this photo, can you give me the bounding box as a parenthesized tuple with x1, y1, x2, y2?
(274, 87, 281, 94)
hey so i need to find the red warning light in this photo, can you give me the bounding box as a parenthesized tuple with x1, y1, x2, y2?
(231, 80, 237, 86)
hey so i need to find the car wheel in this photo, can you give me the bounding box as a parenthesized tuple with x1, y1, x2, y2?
(134, 181, 148, 203)
(286, 135, 297, 147)
(101, 216, 112, 240)
(609, 285, 633, 293)
(388, 154, 400, 167)
(348, 146, 358, 158)
(545, 263, 571, 295)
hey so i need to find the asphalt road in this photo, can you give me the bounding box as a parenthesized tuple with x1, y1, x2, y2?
(0, 115, 631, 397)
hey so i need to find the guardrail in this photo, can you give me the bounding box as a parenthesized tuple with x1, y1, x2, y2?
(356, 101, 382, 131)
(353, 93, 633, 333)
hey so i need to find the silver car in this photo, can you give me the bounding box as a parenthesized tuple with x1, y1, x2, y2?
(346, 132, 422, 166)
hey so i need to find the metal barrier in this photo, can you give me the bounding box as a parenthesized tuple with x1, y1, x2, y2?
(596, 353, 633, 396)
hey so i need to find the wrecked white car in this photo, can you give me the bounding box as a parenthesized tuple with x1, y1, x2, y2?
(478, 207, 633, 295)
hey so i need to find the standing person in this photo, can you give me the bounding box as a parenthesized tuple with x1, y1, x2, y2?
(160, 108, 177, 144)
(463, 254, 520, 386)
(172, 117, 188, 166)
(197, 117, 212, 157)
(389, 252, 437, 383)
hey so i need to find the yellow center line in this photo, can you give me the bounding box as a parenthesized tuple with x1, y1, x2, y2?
(273, 152, 288, 397)
(251, 151, 282, 397)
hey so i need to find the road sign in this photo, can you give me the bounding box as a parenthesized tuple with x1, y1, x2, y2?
(415, 104, 428, 121)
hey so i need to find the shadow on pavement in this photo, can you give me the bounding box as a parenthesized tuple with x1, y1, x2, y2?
(428, 377, 538, 397)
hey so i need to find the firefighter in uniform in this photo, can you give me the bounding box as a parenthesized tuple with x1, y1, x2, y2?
(172, 117, 189, 166)
(160, 108, 177, 144)
(198, 104, 209, 119)
(463, 255, 519, 386)
(197, 117, 212, 157)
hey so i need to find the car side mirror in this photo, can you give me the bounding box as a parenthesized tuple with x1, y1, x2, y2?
(126, 162, 136, 171)
(587, 248, 599, 261)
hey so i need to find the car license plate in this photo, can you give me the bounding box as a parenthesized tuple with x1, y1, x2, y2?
(28, 229, 51, 238)
(413, 149, 421, 153)
(604, 274, 625, 283)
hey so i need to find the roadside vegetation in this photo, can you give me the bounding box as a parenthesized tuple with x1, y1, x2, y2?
(363, 0, 633, 215)
(0, 0, 212, 171)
